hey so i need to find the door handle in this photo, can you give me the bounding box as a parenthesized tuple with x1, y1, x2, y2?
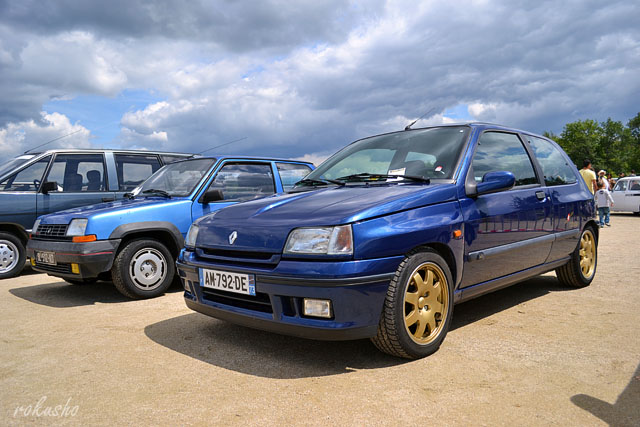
(535, 191, 546, 201)
(102, 197, 115, 202)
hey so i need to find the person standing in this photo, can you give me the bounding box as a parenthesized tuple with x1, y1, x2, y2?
(598, 170, 610, 190)
(579, 159, 597, 194)
(595, 180, 614, 227)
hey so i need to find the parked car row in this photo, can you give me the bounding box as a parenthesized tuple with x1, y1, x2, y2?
(0, 149, 193, 279)
(9, 123, 601, 358)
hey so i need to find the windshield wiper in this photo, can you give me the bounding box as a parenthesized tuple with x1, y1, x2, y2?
(295, 178, 346, 187)
(336, 173, 430, 183)
(141, 189, 172, 198)
(123, 192, 135, 199)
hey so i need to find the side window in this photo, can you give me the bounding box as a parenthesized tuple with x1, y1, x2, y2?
(161, 154, 192, 164)
(527, 136, 577, 186)
(613, 180, 627, 191)
(276, 162, 312, 190)
(45, 154, 107, 192)
(631, 180, 640, 191)
(208, 163, 275, 202)
(472, 132, 538, 186)
(0, 156, 51, 192)
(115, 154, 162, 191)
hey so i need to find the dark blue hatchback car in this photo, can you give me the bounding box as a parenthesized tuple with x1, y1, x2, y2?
(177, 123, 598, 359)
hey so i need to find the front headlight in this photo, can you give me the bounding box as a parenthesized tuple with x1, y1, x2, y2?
(185, 224, 199, 248)
(66, 219, 88, 236)
(283, 225, 353, 255)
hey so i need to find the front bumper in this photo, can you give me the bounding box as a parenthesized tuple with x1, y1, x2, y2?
(26, 238, 120, 280)
(177, 250, 403, 341)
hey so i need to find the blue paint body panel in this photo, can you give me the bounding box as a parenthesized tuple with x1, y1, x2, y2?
(178, 123, 597, 341)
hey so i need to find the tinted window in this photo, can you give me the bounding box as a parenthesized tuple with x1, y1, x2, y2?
(276, 162, 313, 190)
(115, 154, 162, 191)
(527, 136, 577, 186)
(136, 158, 216, 197)
(0, 156, 50, 192)
(472, 132, 538, 186)
(208, 163, 275, 201)
(45, 154, 107, 192)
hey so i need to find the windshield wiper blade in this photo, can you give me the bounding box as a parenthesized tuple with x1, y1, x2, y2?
(336, 173, 430, 183)
(141, 189, 172, 198)
(295, 178, 346, 187)
(123, 192, 135, 199)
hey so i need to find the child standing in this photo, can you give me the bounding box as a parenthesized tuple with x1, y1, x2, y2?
(594, 181, 614, 227)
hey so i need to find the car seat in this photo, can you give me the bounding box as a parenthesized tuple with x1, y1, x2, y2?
(86, 170, 102, 191)
(63, 173, 83, 192)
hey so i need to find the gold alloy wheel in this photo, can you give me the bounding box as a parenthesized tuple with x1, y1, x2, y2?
(579, 229, 596, 279)
(403, 262, 449, 344)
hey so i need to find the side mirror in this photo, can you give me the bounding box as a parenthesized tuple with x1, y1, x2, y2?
(476, 171, 516, 195)
(199, 188, 224, 204)
(41, 181, 58, 194)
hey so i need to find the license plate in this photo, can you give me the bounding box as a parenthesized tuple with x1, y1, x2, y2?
(200, 268, 256, 296)
(35, 251, 56, 265)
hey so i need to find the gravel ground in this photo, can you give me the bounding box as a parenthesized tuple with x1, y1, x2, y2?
(1, 213, 639, 426)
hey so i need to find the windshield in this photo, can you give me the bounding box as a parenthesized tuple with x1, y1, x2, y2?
(300, 126, 470, 186)
(133, 158, 216, 197)
(0, 154, 37, 179)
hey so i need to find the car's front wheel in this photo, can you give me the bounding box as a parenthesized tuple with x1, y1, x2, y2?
(371, 249, 454, 359)
(111, 238, 175, 299)
(555, 225, 597, 288)
(0, 232, 26, 279)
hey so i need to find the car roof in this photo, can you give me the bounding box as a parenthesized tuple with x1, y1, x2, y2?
(34, 148, 194, 156)
(174, 155, 314, 165)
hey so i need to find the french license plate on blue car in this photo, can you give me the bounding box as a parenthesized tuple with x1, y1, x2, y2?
(200, 268, 256, 296)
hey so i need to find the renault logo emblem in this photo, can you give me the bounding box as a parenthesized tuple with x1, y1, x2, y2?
(228, 231, 238, 245)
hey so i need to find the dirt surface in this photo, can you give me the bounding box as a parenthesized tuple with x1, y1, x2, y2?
(2, 214, 639, 426)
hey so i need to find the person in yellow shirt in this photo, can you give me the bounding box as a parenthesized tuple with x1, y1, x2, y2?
(579, 159, 597, 194)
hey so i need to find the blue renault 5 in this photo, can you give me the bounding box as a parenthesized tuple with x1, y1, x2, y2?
(177, 123, 598, 359)
(27, 156, 313, 299)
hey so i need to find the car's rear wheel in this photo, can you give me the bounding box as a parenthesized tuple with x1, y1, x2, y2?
(555, 226, 597, 288)
(0, 232, 26, 279)
(111, 238, 175, 299)
(371, 249, 454, 359)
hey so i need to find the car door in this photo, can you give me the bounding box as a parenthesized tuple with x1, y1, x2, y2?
(611, 179, 629, 211)
(36, 153, 117, 217)
(525, 135, 584, 261)
(460, 131, 553, 288)
(0, 155, 51, 229)
(624, 179, 640, 212)
(191, 161, 277, 222)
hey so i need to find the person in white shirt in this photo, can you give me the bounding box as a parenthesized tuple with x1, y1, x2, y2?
(594, 180, 614, 227)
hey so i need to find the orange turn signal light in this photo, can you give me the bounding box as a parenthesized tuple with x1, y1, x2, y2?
(72, 235, 97, 243)
(453, 230, 462, 239)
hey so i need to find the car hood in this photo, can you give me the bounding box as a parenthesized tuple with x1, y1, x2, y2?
(38, 197, 189, 224)
(196, 183, 456, 252)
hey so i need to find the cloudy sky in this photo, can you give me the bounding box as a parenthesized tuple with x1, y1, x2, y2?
(0, 0, 638, 164)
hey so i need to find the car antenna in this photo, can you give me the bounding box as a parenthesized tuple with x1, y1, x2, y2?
(23, 128, 86, 154)
(404, 108, 435, 131)
(198, 136, 248, 155)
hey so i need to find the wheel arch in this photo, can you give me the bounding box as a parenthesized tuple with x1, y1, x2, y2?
(0, 223, 28, 245)
(406, 242, 457, 286)
(110, 222, 184, 257)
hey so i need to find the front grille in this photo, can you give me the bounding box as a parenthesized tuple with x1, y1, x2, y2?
(196, 248, 280, 267)
(34, 262, 72, 274)
(201, 288, 273, 313)
(34, 224, 69, 240)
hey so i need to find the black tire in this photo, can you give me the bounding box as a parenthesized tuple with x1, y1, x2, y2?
(111, 238, 175, 299)
(371, 249, 454, 359)
(555, 225, 597, 288)
(0, 232, 26, 279)
(64, 278, 98, 285)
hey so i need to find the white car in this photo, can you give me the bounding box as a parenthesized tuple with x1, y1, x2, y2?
(611, 177, 640, 214)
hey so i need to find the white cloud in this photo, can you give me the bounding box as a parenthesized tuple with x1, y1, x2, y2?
(0, 112, 91, 158)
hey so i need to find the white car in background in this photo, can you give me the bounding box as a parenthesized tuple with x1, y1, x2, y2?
(611, 177, 640, 215)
